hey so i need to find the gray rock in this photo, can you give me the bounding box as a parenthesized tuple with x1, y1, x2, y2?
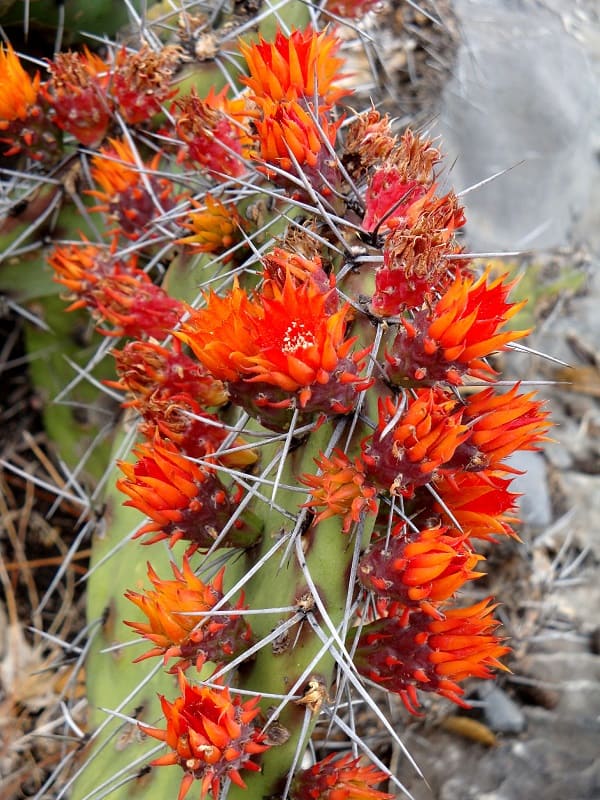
(437, 0, 598, 250)
(519, 651, 600, 719)
(556, 471, 600, 557)
(402, 709, 600, 800)
(505, 450, 553, 528)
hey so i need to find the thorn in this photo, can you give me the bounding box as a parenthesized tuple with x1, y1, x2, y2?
(457, 161, 526, 197)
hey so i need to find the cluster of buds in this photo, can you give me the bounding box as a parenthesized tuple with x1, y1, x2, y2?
(1, 12, 551, 800)
(0, 42, 179, 160)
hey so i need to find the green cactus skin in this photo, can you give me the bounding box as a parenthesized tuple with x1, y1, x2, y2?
(0, 188, 119, 482)
(70, 456, 193, 800)
(23, 296, 118, 482)
(0, 0, 144, 43)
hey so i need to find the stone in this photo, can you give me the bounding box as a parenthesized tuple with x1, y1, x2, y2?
(478, 684, 527, 734)
(438, 0, 597, 250)
(556, 471, 600, 557)
(505, 450, 553, 528)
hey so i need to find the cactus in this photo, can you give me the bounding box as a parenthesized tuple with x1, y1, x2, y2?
(0, 4, 552, 800)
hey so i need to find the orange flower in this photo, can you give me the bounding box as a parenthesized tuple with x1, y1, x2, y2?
(452, 383, 551, 472)
(0, 43, 58, 162)
(87, 138, 176, 240)
(48, 239, 138, 310)
(291, 752, 394, 800)
(144, 671, 269, 800)
(117, 434, 259, 551)
(43, 48, 111, 147)
(239, 27, 348, 107)
(430, 471, 521, 541)
(90, 271, 183, 339)
(125, 558, 252, 671)
(252, 97, 342, 191)
(112, 339, 228, 412)
(358, 523, 483, 615)
(261, 248, 338, 320)
(174, 87, 250, 179)
(385, 268, 529, 384)
(362, 390, 469, 497)
(177, 194, 247, 259)
(178, 265, 369, 418)
(301, 449, 377, 533)
(353, 598, 510, 714)
(0, 43, 40, 123)
(177, 280, 258, 385)
(111, 44, 180, 125)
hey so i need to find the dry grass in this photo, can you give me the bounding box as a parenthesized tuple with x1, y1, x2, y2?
(0, 316, 88, 800)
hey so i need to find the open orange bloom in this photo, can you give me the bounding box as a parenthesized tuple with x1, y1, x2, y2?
(301, 449, 378, 533)
(239, 27, 348, 107)
(354, 597, 509, 714)
(292, 752, 394, 800)
(144, 671, 269, 800)
(362, 390, 470, 497)
(177, 280, 260, 385)
(178, 265, 369, 417)
(117, 434, 259, 551)
(358, 523, 484, 616)
(125, 558, 252, 671)
(385, 267, 529, 384)
(43, 48, 111, 147)
(87, 138, 176, 240)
